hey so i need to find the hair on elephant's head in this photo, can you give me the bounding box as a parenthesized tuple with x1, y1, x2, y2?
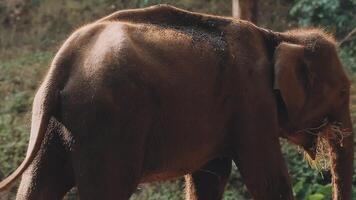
(271, 28, 353, 199)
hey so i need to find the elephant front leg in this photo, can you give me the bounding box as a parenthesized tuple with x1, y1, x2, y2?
(232, 118, 294, 199)
(185, 157, 232, 200)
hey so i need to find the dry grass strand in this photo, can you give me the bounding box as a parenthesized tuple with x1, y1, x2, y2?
(299, 121, 351, 171)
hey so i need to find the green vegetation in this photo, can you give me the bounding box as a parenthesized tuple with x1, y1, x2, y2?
(0, 52, 53, 173)
(0, 0, 355, 199)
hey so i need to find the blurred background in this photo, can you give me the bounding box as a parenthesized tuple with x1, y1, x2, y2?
(0, 0, 355, 199)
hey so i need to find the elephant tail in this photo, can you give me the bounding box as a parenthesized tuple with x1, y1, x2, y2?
(0, 62, 61, 192)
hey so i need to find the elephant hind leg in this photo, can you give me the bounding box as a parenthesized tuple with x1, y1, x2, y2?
(71, 143, 142, 200)
(185, 157, 232, 200)
(16, 119, 75, 200)
(70, 123, 148, 200)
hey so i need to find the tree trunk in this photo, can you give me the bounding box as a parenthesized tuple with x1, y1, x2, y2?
(232, 0, 259, 24)
(232, 0, 241, 18)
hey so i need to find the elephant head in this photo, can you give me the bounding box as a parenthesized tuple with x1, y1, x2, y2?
(272, 29, 354, 200)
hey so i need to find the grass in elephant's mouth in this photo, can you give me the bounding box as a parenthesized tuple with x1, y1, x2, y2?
(305, 136, 330, 171)
(304, 122, 351, 171)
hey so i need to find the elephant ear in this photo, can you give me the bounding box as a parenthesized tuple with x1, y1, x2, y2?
(274, 42, 310, 120)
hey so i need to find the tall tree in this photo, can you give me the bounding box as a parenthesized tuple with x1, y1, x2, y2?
(232, 0, 259, 24)
(232, 0, 241, 19)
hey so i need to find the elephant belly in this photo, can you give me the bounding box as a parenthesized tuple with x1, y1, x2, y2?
(140, 169, 197, 183)
(139, 117, 229, 183)
(140, 150, 222, 183)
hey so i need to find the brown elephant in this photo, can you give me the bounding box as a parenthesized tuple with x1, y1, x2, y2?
(0, 5, 353, 200)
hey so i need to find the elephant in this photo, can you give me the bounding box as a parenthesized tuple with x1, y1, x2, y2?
(0, 4, 353, 200)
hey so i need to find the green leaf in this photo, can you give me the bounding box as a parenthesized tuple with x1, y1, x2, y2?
(308, 193, 325, 200)
(314, 184, 332, 199)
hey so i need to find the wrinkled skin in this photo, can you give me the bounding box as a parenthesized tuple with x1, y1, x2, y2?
(0, 5, 353, 200)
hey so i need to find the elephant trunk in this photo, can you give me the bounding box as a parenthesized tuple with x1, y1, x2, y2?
(329, 105, 354, 200)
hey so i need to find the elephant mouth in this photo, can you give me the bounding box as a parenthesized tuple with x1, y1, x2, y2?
(295, 118, 352, 170)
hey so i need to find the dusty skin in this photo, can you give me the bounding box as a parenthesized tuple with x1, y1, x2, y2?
(0, 4, 353, 200)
